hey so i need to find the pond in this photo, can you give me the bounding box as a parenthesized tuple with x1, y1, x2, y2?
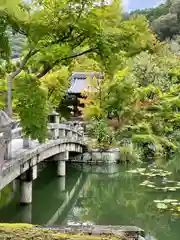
(0, 161, 180, 240)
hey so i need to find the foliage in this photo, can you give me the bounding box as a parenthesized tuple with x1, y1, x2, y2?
(127, 165, 180, 215)
(132, 0, 180, 41)
(40, 66, 70, 110)
(0, 0, 28, 60)
(1, 0, 179, 149)
(87, 118, 115, 149)
(70, 56, 101, 73)
(82, 48, 180, 157)
(131, 3, 169, 22)
(14, 72, 48, 142)
(154, 199, 180, 213)
(119, 144, 142, 163)
(22, 0, 124, 78)
(2, 0, 152, 140)
(167, 35, 180, 55)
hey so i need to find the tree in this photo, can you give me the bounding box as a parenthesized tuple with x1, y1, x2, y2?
(40, 66, 70, 110)
(14, 72, 48, 142)
(132, 0, 180, 41)
(70, 56, 101, 72)
(82, 47, 180, 157)
(167, 35, 180, 55)
(4, 0, 123, 118)
(152, 13, 179, 40)
(0, 0, 160, 142)
(0, 0, 25, 60)
(131, 3, 169, 22)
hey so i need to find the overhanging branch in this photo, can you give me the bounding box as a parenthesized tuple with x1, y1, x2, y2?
(10, 49, 38, 80)
(37, 47, 96, 79)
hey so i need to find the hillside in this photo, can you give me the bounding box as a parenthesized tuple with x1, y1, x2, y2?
(131, 0, 180, 41)
(11, 34, 25, 59)
(7, 30, 25, 59)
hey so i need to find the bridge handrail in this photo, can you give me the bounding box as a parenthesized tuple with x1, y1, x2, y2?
(11, 127, 22, 139)
(10, 123, 83, 140)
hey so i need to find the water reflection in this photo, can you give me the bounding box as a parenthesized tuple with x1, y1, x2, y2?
(0, 163, 180, 240)
(0, 162, 87, 225)
(66, 166, 180, 240)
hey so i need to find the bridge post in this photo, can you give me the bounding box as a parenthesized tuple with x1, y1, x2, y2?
(67, 130, 72, 138)
(59, 129, 66, 138)
(51, 128, 59, 140)
(20, 181, 32, 205)
(20, 165, 37, 205)
(73, 132, 78, 140)
(23, 136, 30, 148)
(48, 110, 59, 123)
(57, 151, 69, 177)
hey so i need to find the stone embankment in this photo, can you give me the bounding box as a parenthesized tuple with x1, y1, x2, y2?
(0, 223, 145, 240)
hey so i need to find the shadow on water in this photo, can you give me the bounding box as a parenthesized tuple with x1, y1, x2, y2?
(0, 162, 180, 240)
(0, 162, 87, 225)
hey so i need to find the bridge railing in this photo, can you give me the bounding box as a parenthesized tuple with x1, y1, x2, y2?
(10, 123, 83, 141)
(0, 122, 84, 165)
(48, 123, 83, 140)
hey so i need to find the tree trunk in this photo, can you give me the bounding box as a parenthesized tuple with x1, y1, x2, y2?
(7, 75, 13, 118)
(5, 50, 36, 118)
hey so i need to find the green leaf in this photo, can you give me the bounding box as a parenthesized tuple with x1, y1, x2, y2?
(156, 203, 168, 209)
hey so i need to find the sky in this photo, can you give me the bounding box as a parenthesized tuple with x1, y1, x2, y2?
(24, 0, 166, 12)
(123, 0, 166, 12)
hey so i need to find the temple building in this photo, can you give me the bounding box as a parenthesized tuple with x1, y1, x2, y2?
(61, 72, 102, 120)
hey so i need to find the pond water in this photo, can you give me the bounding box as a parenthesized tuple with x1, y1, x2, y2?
(0, 162, 180, 240)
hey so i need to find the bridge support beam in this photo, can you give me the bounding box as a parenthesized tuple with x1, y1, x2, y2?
(20, 165, 37, 205)
(57, 161, 66, 177)
(20, 181, 32, 205)
(58, 177, 66, 191)
(57, 151, 69, 177)
(20, 205, 32, 223)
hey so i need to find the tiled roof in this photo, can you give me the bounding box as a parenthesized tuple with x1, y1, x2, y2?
(68, 72, 102, 94)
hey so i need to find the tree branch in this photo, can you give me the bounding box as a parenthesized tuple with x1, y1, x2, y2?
(37, 47, 96, 79)
(10, 49, 38, 79)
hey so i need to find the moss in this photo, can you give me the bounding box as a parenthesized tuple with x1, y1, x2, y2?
(0, 224, 123, 240)
(0, 223, 34, 228)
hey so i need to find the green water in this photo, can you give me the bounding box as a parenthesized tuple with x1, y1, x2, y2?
(0, 162, 180, 240)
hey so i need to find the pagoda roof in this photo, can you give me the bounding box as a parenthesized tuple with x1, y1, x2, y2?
(68, 72, 102, 94)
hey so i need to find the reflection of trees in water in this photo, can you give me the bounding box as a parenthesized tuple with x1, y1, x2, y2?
(79, 172, 180, 239)
(0, 184, 13, 210)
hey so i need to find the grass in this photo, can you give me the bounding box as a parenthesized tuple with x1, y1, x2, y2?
(0, 224, 123, 240)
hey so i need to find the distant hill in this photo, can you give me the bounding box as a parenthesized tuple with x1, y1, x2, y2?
(8, 31, 26, 59)
(131, 0, 180, 41)
(11, 34, 25, 59)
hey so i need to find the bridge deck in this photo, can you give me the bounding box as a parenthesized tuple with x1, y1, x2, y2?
(1, 138, 40, 172)
(11, 138, 40, 156)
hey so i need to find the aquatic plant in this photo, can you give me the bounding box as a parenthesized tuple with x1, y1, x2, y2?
(153, 199, 180, 215)
(127, 166, 180, 215)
